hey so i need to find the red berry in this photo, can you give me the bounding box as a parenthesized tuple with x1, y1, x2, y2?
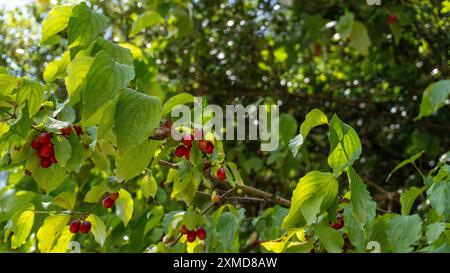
(216, 167, 226, 181)
(198, 140, 208, 152)
(80, 221, 92, 234)
(182, 134, 194, 147)
(38, 143, 53, 158)
(205, 141, 214, 154)
(40, 159, 52, 168)
(388, 14, 397, 23)
(37, 133, 52, 144)
(31, 140, 42, 150)
(175, 145, 186, 158)
(69, 220, 81, 234)
(196, 227, 206, 240)
(74, 125, 82, 136)
(49, 155, 57, 164)
(109, 192, 119, 201)
(102, 197, 115, 209)
(186, 230, 197, 243)
(331, 217, 345, 230)
(60, 126, 72, 137)
(184, 146, 191, 160)
(180, 225, 188, 235)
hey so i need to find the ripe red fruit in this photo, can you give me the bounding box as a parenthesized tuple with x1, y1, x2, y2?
(37, 133, 52, 144)
(80, 221, 92, 234)
(40, 159, 52, 168)
(388, 14, 397, 23)
(60, 126, 72, 137)
(205, 141, 214, 154)
(186, 230, 197, 243)
(31, 140, 42, 150)
(69, 220, 81, 234)
(182, 134, 194, 147)
(175, 145, 186, 157)
(198, 140, 208, 152)
(38, 143, 53, 158)
(49, 156, 57, 164)
(331, 217, 345, 230)
(109, 192, 119, 201)
(180, 225, 188, 235)
(216, 167, 226, 181)
(74, 125, 82, 136)
(102, 197, 115, 209)
(184, 146, 191, 160)
(196, 227, 206, 240)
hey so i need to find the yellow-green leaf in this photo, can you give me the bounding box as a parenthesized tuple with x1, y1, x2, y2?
(115, 189, 134, 227)
(36, 214, 70, 252)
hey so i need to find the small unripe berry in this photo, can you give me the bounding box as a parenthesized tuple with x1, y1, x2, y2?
(109, 192, 119, 201)
(182, 134, 194, 147)
(180, 225, 188, 235)
(31, 140, 42, 150)
(196, 227, 206, 240)
(186, 230, 197, 243)
(175, 145, 186, 157)
(60, 126, 72, 137)
(37, 133, 52, 144)
(331, 216, 345, 230)
(69, 220, 81, 234)
(40, 159, 52, 168)
(102, 197, 115, 209)
(216, 167, 226, 181)
(80, 220, 92, 234)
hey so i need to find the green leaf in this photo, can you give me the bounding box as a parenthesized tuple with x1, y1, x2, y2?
(43, 51, 70, 83)
(386, 214, 422, 253)
(36, 214, 70, 253)
(115, 188, 134, 227)
(54, 135, 72, 167)
(65, 55, 94, 99)
(50, 228, 75, 253)
(387, 151, 424, 181)
(86, 214, 107, 246)
(130, 11, 164, 37)
(64, 132, 85, 173)
(67, 2, 108, 47)
(336, 12, 354, 38)
(426, 223, 446, 245)
(81, 52, 134, 125)
(400, 187, 423, 215)
(11, 204, 35, 249)
(328, 114, 362, 176)
(279, 114, 297, 146)
(314, 221, 344, 253)
(140, 173, 158, 199)
(417, 80, 450, 119)
(0, 72, 20, 96)
(116, 140, 159, 181)
(30, 155, 68, 193)
(114, 89, 162, 153)
(92, 38, 134, 65)
(225, 162, 244, 186)
(346, 167, 376, 223)
(16, 78, 45, 117)
(343, 206, 370, 252)
(41, 5, 73, 45)
(282, 171, 338, 229)
(162, 92, 196, 116)
(84, 184, 110, 203)
(427, 180, 450, 217)
(52, 192, 76, 210)
(350, 21, 371, 56)
(288, 109, 328, 157)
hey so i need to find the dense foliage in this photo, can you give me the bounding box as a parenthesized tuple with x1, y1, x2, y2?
(0, 0, 449, 253)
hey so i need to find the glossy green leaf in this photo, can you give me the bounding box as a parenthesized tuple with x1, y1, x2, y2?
(130, 11, 164, 37)
(282, 171, 338, 229)
(116, 140, 159, 181)
(387, 151, 424, 181)
(400, 187, 423, 215)
(36, 214, 70, 253)
(289, 108, 328, 157)
(0, 72, 20, 96)
(427, 180, 450, 217)
(68, 2, 108, 47)
(328, 114, 362, 176)
(41, 5, 73, 45)
(52, 192, 76, 210)
(162, 93, 196, 116)
(86, 214, 107, 246)
(347, 167, 376, 223)
(426, 223, 446, 245)
(350, 21, 371, 56)
(15, 78, 45, 117)
(417, 80, 450, 119)
(11, 204, 35, 249)
(54, 135, 72, 167)
(115, 188, 134, 227)
(29, 154, 68, 193)
(65, 55, 94, 99)
(84, 184, 110, 203)
(43, 51, 70, 83)
(386, 214, 422, 253)
(314, 221, 344, 253)
(140, 173, 158, 199)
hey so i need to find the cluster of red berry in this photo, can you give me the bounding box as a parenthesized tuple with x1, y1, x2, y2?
(31, 133, 57, 168)
(175, 131, 215, 161)
(331, 215, 345, 230)
(60, 125, 83, 138)
(69, 219, 91, 234)
(180, 225, 206, 243)
(102, 192, 119, 209)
